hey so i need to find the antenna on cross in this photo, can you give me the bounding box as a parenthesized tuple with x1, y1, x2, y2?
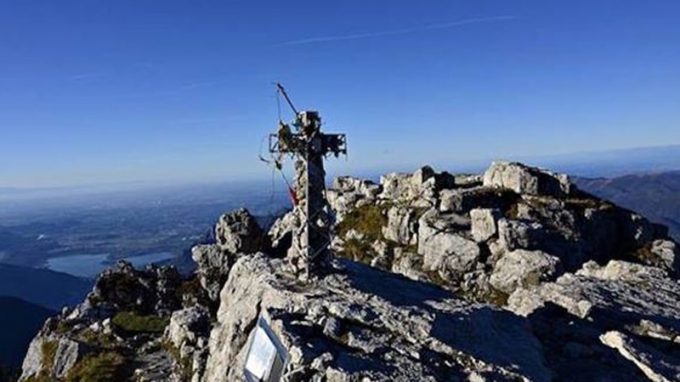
(275, 83, 299, 116)
(268, 83, 347, 280)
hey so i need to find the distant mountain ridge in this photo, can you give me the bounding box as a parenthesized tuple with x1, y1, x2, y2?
(0, 263, 92, 310)
(576, 170, 680, 241)
(0, 297, 54, 368)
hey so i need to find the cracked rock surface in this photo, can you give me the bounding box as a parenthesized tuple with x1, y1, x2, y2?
(203, 254, 551, 382)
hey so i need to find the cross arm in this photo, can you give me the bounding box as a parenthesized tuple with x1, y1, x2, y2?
(269, 133, 347, 156)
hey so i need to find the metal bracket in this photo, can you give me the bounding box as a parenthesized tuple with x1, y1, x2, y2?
(269, 133, 347, 156)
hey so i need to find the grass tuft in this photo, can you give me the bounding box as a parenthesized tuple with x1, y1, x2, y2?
(111, 311, 168, 334)
(337, 204, 388, 242)
(64, 352, 127, 382)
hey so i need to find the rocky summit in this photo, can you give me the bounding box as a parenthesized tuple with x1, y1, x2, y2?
(19, 161, 680, 382)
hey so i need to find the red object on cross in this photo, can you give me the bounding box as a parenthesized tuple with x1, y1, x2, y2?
(288, 187, 299, 206)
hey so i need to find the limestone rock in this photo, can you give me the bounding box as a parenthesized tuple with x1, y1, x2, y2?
(267, 210, 297, 254)
(382, 205, 417, 245)
(418, 209, 480, 280)
(650, 239, 680, 274)
(165, 306, 211, 382)
(489, 249, 561, 294)
(483, 161, 571, 197)
(166, 306, 210, 352)
(470, 208, 500, 242)
(497, 218, 545, 251)
(215, 208, 263, 254)
(202, 254, 551, 382)
(327, 176, 381, 221)
(508, 260, 680, 331)
(379, 166, 439, 208)
(390, 247, 427, 281)
(332, 176, 382, 198)
(439, 186, 517, 214)
(600, 331, 680, 382)
(20, 336, 90, 380)
(191, 244, 232, 301)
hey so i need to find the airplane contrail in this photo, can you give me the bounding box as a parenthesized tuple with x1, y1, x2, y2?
(280, 15, 516, 46)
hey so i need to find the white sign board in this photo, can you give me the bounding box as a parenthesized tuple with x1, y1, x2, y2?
(244, 316, 289, 382)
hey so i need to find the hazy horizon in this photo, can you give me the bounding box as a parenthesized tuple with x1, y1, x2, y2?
(2, 143, 679, 208)
(2, 1, 679, 188)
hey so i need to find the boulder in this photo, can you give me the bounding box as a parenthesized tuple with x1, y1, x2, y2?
(331, 176, 381, 198)
(21, 336, 91, 380)
(390, 247, 427, 281)
(498, 218, 545, 251)
(191, 244, 232, 301)
(202, 254, 551, 382)
(650, 239, 680, 274)
(379, 166, 438, 207)
(382, 206, 417, 245)
(452, 174, 483, 188)
(267, 211, 297, 254)
(483, 161, 571, 197)
(470, 208, 500, 242)
(418, 209, 480, 279)
(214, 208, 263, 254)
(165, 306, 211, 382)
(489, 250, 561, 294)
(327, 177, 381, 221)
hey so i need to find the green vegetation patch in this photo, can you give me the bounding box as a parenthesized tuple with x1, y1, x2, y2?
(65, 352, 127, 382)
(112, 311, 168, 334)
(41, 340, 58, 371)
(77, 329, 117, 349)
(337, 204, 388, 242)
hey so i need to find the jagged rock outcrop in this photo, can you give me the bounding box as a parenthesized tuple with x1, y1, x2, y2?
(165, 306, 211, 382)
(19, 262, 189, 382)
(483, 161, 571, 197)
(650, 239, 680, 275)
(86, 261, 182, 316)
(193, 208, 264, 302)
(418, 209, 480, 280)
(331, 161, 675, 301)
(203, 254, 551, 382)
(470, 208, 500, 242)
(326, 176, 381, 221)
(21, 335, 91, 380)
(215, 208, 264, 254)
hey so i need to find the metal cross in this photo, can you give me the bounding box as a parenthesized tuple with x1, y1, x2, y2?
(269, 90, 347, 279)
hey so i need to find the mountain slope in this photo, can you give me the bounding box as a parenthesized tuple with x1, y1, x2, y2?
(0, 297, 54, 368)
(0, 264, 92, 310)
(576, 170, 680, 241)
(18, 162, 680, 382)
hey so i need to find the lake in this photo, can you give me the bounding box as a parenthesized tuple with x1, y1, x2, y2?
(46, 252, 176, 278)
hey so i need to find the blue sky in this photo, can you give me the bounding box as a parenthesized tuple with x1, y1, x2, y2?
(1, 1, 679, 187)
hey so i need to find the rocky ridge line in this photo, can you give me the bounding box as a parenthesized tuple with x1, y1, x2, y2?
(19, 161, 680, 381)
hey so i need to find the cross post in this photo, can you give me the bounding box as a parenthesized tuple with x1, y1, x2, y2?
(270, 111, 346, 280)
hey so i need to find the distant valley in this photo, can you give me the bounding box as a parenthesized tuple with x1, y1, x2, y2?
(576, 170, 680, 241)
